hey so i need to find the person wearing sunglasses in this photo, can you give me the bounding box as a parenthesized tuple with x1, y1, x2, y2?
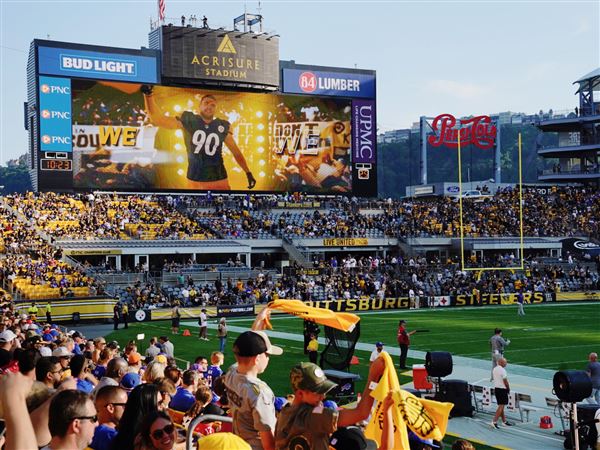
(42, 389, 98, 450)
(111, 383, 161, 450)
(135, 411, 180, 450)
(90, 385, 128, 450)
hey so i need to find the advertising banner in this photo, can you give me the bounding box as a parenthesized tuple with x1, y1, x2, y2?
(38, 46, 159, 83)
(282, 69, 376, 99)
(322, 238, 369, 247)
(303, 298, 411, 312)
(453, 292, 550, 306)
(160, 28, 279, 87)
(352, 99, 377, 196)
(70, 80, 358, 194)
(555, 292, 600, 302)
(39, 76, 72, 152)
(217, 304, 255, 317)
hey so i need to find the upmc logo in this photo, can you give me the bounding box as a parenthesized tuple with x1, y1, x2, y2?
(352, 100, 376, 164)
(40, 84, 70, 95)
(299, 72, 317, 93)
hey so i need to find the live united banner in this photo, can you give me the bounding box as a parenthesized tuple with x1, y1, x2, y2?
(365, 352, 454, 448)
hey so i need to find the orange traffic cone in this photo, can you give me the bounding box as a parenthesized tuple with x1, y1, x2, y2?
(182, 329, 191, 336)
(350, 356, 360, 365)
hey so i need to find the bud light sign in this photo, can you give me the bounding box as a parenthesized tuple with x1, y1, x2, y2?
(39, 76, 72, 152)
(283, 69, 375, 99)
(37, 46, 159, 83)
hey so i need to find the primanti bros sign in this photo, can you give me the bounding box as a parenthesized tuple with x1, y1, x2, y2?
(428, 114, 497, 150)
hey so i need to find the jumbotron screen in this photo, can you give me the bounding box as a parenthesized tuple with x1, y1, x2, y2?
(70, 80, 355, 193)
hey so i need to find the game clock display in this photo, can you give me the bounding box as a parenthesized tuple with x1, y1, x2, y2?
(41, 159, 72, 171)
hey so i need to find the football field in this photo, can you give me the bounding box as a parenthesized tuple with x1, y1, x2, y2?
(106, 302, 600, 396)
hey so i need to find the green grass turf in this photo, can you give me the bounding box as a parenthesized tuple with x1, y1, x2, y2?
(106, 304, 598, 450)
(105, 302, 599, 395)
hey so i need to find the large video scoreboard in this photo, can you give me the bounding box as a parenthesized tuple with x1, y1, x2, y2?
(27, 33, 377, 196)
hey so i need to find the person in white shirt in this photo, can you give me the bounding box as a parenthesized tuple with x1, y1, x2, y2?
(594, 408, 600, 450)
(198, 309, 209, 341)
(369, 342, 384, 363)
(491, 358, 514, 428)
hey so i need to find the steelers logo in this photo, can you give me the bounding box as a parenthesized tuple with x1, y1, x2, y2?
(334, 121, 345, 134)
(218, 125, 225, 133)
(135, 310, 147, 322)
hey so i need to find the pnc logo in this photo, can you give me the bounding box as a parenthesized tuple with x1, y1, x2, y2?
(299, 72, 317, 93)
(41, 84, 50, 94)
(41, 110, 70, 119)
(217, 35, 236, 54)
(42, 135, 51, 144)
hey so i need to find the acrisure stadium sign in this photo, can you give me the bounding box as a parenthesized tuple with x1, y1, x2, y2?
(159, 27, 280, 88)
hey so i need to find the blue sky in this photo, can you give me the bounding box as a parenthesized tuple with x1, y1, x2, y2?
(0, 0, 598, 164)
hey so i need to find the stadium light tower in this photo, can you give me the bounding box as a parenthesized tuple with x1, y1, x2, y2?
(233, 5, 263, 33)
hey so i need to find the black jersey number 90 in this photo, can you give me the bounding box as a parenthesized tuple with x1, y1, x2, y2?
(192, 130, 220, 156)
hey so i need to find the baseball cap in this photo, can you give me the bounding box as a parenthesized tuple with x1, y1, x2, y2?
(25, 335, 42, 345)
(52, 346, 71, 358)
(107, 341, 120, 350)
(274, 396, 287, 412)
(197, 432, 250, 450)
(408, 431, 441, 448)
(128, 352, 143, 365)
(120, 372, 141, 391)
(233, 331, 283, 357)
(375, 341, 384, 348)
(290, 362, 337, 394)
(39, 346, 52, 357)
(155, 354, 167, 364)
(0, 330, 17, 343)
(323, 400, 339, 410)
(330, 427, 377, 450)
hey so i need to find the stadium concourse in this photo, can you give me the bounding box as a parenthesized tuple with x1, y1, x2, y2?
(0, 189, 600, 450)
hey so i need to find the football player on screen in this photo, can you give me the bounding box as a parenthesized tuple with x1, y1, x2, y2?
(141, 85, 256, 190)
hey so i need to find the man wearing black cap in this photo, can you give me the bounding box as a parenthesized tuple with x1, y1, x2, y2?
(274, 360, 385, 450)
(224, 330, 283, 450)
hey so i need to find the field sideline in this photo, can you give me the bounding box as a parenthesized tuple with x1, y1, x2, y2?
(106, 302, 599, 396)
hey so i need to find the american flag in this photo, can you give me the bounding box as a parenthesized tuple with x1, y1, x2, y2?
(158, 0, 165, 21)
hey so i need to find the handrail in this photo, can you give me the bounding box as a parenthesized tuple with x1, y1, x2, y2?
(185, 415, 233, 450)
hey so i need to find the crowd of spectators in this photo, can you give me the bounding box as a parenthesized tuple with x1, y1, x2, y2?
(177, 186, 600, 241)
(3, 186, 600, 243)
(379, 187, 600, 239)
(279, 253, 600, 301)
(115, 272, 277, 310)
(4, 192, 213, 241)
(1, 206, 52, 254)
(0, 251, 105, 300)
(72, 95, 146, 127)
(0, 293, 423, 450)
